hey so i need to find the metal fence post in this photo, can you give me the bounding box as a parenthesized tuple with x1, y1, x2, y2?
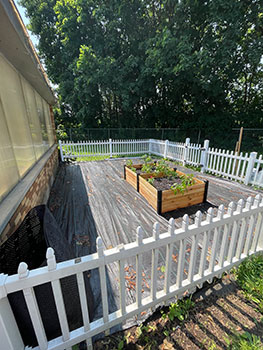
(0, 274, 24, 350)
(109, 138, 112, 158)
(244, 152, 257, 185)
(201, 139, 209, 173)
(183, 138, 190, 166)
(59, 140, 64, 162)
(164, 140, 169, 158)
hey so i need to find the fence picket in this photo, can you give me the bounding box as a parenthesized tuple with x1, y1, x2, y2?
(176, 215, 188, 288)
(199, 208, 213, 277)
(136, 227, 143, 308)
(97, 237, 109, 324)
(227, 199, 244, 263)
(188, 211, 202, 283)
(118, 245, 126, 316)
(235, 199, 250, 260)
(250, 195, 263, 253)
(164, 218, 175, 294)
(47, 251, 70, 346)
(208, 205, 224, 273)
(151, 223, 160, 301)
(218, 202, 235, 268)
(18, 263, 48, 350)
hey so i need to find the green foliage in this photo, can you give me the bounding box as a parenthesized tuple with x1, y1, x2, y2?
(117, 339, 124, 350)
(147, 176, 155, 186)
(170, 174, 195, 195)
(141, 154, 154, 173)
(226, 331, 263, 350)
(185, 163, 202, 172)
(19, 0, 263, 132)
(126, 159, 136, 172)
(155, 159, 177, 177)
(161, 297, 195, 322)
(235, 255, 263, 312)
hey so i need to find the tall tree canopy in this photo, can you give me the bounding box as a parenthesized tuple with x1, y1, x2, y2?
(20, 0, 263, 131)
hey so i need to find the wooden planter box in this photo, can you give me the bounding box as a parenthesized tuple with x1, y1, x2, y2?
(124, 163, 176, 191)
(123, 164, 142, 191)
(138, 170, 208, 214)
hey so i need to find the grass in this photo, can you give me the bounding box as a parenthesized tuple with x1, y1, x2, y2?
(93, 256, 263, 350)
(234, 254, 263, 313)
(225, 332, 263, 350)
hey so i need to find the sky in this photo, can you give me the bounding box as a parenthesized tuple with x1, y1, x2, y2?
(14, 0, 39, 48)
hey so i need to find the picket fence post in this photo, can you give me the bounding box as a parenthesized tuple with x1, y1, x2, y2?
(59, 140, 64, 162)
(149, 139, 153, 155)
(164, 140, 169, 158)
(109, 138, 112, 158)
(201, 139, 209, 173)
(244, 152, 257, 185)
(0, 274, 24, 350)
(183, 138, 190, 166)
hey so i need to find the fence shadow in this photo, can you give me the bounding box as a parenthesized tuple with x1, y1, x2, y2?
(162, 201, 218, 224)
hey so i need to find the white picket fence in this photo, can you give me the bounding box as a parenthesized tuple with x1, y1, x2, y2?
(1, 195, 263, 350)
(59, 138, 263, 187)
(59, 139, 150, 160)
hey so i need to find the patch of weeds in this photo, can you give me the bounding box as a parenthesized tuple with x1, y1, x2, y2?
(161, 297, 195, 322)
(135, 324, 158, 349)
(234, 255, 263, 312)
(185, 163, 202, 172)
(225, 331, 263, 350)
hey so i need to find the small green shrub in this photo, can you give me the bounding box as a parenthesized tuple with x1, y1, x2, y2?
(161, 297, 195, 322)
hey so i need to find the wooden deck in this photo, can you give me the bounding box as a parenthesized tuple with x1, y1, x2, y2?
(47, 158, 261, 326)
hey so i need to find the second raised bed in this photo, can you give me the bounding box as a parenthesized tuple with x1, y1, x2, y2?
(139, 170, 208, 214)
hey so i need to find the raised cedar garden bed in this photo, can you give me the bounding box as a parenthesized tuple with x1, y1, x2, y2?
(123, 164, 143, 191)
(123, 163, 176, 191)
(139, 170, 208, 214)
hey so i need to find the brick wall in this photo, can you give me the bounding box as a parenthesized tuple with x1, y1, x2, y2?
(0, 147, 59, 245)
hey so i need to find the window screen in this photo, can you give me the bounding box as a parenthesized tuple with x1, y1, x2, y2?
(0, 55, 36, 176)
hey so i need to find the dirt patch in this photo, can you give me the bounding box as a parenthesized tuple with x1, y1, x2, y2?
(152, 176, 183, 191)
(94, 276, 263, 349)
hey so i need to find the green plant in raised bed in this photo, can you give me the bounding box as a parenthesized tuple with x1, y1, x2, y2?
(170, 174, 195, 195)
(147, 176, 155, 186)
(155, 159, 177, 178)
(126, 159, 136, 172)
(141, 154, 154, 173)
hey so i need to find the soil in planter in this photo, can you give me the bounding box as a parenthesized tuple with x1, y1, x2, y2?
(151, 176, 194, 191)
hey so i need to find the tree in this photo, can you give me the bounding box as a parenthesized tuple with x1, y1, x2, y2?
(20, 0, 263, 132)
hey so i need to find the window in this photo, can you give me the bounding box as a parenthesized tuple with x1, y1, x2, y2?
(0, 99, 20, 200)
(0, 54, 55, 200)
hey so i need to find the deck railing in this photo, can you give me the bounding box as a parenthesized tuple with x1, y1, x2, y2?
(59, 138, 263, 187)
(1, 195, 263, 350)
